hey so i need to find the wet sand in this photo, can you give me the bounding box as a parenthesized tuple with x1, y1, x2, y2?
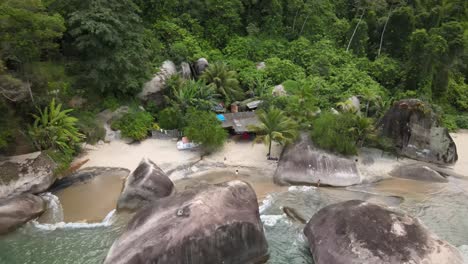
(174, 169, 287, 202)
(55, 174, 124, 222)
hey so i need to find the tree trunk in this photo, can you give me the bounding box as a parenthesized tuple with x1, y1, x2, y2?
(346, 10, 365, 52)
(268, 139, 272, 158)
(26, 80, 35, 106)
(292, 9, 300, 33)
(378, 8, 392, 57)
(366, 100, 370, 117)
(299, 14, 310, 36)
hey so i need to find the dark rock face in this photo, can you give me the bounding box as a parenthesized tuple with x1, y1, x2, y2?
(0, 194, 45, 235)
(304, 200, 463, 264)
(49, 167, 130, 193)
(379, 99, 457, 164)
(0, 152, 57, 199)
(117, 158, 174, 211)
(105, 180, 268, 264)
(274, 133, 361, 186)
(390, 164, 448, 182)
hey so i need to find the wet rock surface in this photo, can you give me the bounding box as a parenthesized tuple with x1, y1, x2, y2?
(0, 152, 57, 199)
(304, 200, 463, 264)
(117, 158, 174, 211)
(379, 99, 457, 165)
(105, 180, 268, 264)
(274, 133, 361, 186)
(0, 194, 45, 235)
(390, 164, 448, 182)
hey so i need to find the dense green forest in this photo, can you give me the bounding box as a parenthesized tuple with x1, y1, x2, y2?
(0, 0, 467, 162)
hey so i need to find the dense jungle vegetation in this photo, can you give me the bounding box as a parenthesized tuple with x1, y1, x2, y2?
(0, 0, 467, 162)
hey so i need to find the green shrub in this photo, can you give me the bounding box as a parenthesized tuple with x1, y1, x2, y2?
(184, 109, 227, 153)
(441, 114, 458, 132)
(74, 111, 106, 144)
(103, 96, 120, 111)
(456, 115, 468, 129)
(112, 110, 153, 140)
(311, 112, 358, 155)
(28, 99, 84, 156)
(264, 57, 305, 84)
(158, 107, 185, 130)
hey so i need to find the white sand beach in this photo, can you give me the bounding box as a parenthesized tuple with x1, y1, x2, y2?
(77, 138, 283, 179)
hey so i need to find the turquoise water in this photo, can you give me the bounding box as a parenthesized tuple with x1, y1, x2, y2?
(1, 177, 468, 264)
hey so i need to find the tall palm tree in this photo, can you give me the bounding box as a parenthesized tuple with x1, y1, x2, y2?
(251, 107, 298, 157)
(201, 62, 244, 106)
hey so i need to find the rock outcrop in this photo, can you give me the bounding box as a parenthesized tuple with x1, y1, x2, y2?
(194, 58, 209, 76)
(105, 180, 268, 264)
(274, 133, 361, 186)
(379, 99, 457, 164)
(390, 164, 448, 182)
(180, 62, 192, 79)
(96, 106, 130, 142)
(0, 194, 45, 235)
(0, 152, 57, 199)
(116, 158, 174, 211)
(138, 60, 177, 102)
(304, 200, 463, 264)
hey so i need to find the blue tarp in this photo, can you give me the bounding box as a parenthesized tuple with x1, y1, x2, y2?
(216, 114, 226, 122)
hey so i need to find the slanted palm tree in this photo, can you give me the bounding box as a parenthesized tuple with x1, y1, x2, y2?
(251, 107, 298, 158)
(349, 115, 375, 147)
(201, 62, 244, 106)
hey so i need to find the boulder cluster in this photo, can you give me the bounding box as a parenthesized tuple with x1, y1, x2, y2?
(0, 152, 56, 234)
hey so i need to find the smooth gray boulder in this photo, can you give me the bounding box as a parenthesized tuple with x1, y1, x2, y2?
(379, 99, 457, 164)
(274, 133, 361, 186)
(180, 62, 192, 79)
(194, 58, 209, 76)
(390, 164, 448, 182)
(0, 194, 45, 235)
(0, 152, 57, 199)
(116, 158, 174, 211)
(105, 180, 268, 264)
(138, 60, 177, 102)
(304, 200, 463, 264)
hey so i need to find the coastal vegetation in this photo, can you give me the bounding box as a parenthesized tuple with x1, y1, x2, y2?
(0, 0, 466, 161)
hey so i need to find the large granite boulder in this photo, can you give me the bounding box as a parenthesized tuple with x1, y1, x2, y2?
(0, 152, 57, 199)
(105, 180, 268, 264)
(379, 99, 457, 164)
(0, 194, 46, 235)
(390, 164, 448, 183)
(274, 133, 361, 186)
(138, 60, 177, 102)
(304, 200, 463, 264)
(116, 158, 174, 211)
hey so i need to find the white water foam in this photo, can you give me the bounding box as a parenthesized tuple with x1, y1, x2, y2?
(259, 194, 274, 214)
(288, 186, 316, 192)
(32, 209, 116, 230)
(261, 215, 285, 227)
(458, 245, 468, 264)
(39, 193, 64, 223)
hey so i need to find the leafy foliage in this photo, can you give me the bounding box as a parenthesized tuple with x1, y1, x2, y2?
(183, 109, 227, 153)
(28, 99, 83, 155)
(251, 107, 298, 156)
(201, 62, 243, 105)
(112, 110, 154, 141)
(67, 0, 151, 95)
